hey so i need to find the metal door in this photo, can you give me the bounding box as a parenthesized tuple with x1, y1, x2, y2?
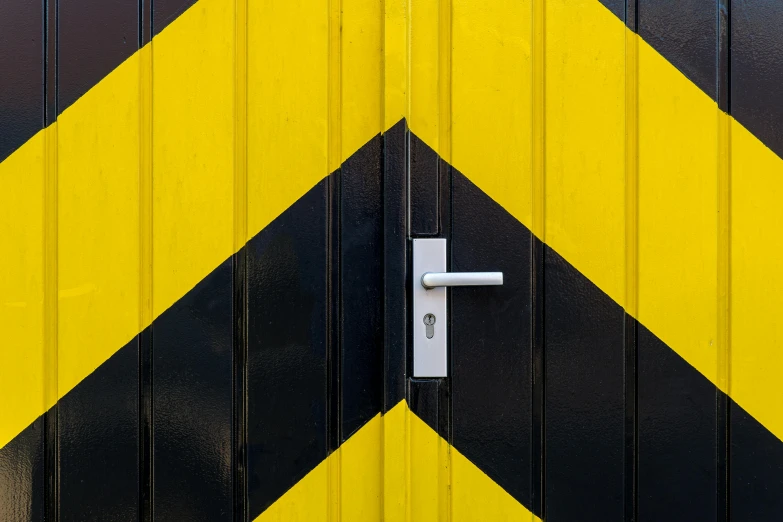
(3, 0, 783, 520)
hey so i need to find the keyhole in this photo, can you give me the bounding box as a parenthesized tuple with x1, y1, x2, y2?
(423, 314, 436, 339)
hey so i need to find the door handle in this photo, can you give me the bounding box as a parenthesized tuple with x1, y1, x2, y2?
(421, 271, 503, 289)
(413, 238, 504, 378)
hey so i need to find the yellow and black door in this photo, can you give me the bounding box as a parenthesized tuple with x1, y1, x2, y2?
(3, 0, 783, 520)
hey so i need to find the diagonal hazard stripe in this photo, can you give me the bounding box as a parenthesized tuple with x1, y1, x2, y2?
(3, 0, 783, 464)
(2, 0, 783, 518)
(4, 125, 783, 520)
(253, 401, 540, 522)
(410, 0, 783, 470)
(0, 0, 384, 453)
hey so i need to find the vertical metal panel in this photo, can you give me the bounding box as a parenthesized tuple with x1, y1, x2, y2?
(637, 0, 716, 99)
(637, 325, 717, 521)
(0, 2, 45, 512)
(410, 135, 440, 236)
(731, 402, 783, 520)
(0, 423, 44, 522)
(450, 170, 534, 511)
(57, 0, 138, 112)
(730, 0, 783, 159)
(153, 260, 233, 520)
(59, 341, 139, 522)
(339, 135, 384, 439)
(246, 181, 329, 516)
(0, 0, 44, 162)
(545, 247, 625, 522)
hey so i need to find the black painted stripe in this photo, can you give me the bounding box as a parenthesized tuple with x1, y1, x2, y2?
(153, 0, 199, 37)
(246, 176, 330, 514)
(406, 130, 783, 521)
(545, 245, 626, 521)
(730, 1, 783, 160)
(0, 0, 190, 164)
(0, 419, 44, 521)
(0, 0, 44, 162)
(58, 0, 139, 114)
(638, 0, 717, 100)
(382, 120, 409, 413)
(59, 338, 140, 522)
(450, 164, 535, 512)
(339, 135, 384, 440)
(599, 0, 783, 160)
(638, 324, 718, 521)
(4, 121, 783, 520)
(153, 258, 234, 520)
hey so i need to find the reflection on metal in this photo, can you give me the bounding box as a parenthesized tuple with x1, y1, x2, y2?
(413, 238, 448, 377)
(421, 271, 503, 289)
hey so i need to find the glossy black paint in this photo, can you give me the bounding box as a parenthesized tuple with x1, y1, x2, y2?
(383, 120, 409, 412)
(339, 135, 384, 440)
(0, 420, 44, 521)
(731, 398, 783, 520)
(153, 258, 234, 521)
(637, 324, 717, 521)
(599, 0, 783, 161)
(58, 0, 138, 112)
(545, 246, 625, 522)
(246, 178, 329, 516)
(638, 0, 716, 99)
(0, 0, 43, 162)
(449, 170, 534, 510)
(154, 0, 199, 36)
(59, 338, 139, 522)
(410, 131, 440, 236)
(731, 0, 783, 159)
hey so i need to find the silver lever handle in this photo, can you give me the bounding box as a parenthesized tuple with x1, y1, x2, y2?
(421, 271, 503, 289)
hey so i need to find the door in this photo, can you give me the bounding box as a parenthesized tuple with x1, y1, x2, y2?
(3, 0, 783, 520)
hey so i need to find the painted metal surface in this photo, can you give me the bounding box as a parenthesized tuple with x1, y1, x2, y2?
(2, 0, 783, 520)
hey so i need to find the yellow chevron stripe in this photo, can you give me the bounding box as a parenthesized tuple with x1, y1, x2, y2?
(3, 0, 783, 489)
(0, 0, 383, 451)
(414, 0, 783, 446)
(254, 401, 538, 521)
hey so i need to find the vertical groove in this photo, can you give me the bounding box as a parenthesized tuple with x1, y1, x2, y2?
(531, 0, 546, 518)
(232, 0, 248, 518)
(624, 3, 639, 521)
(43, 0, 59, 518)
(531, 0, 545, 242)
(138, 1, 153, 520)
(438, 1, 453, 520)
(716, 1, 731, 520)
(327, 0, 343, 518)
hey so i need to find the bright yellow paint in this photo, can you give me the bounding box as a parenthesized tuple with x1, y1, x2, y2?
(341, 0, 383, 162)
(152, 0, 235, 319)
(637, 38, 719, 385)
(544, 0, 627, 307)
(451, 0, 534, 232)
(0, 133, 45, 450)
(383, 0, 407, 131)
(731, 119, 783, 442)
(6, 0, 783, 517)
(57, 53, 140, 401)
(452, 445, 539, 522)
(247, 0, 326, 238)
(254, 401, 537, 521)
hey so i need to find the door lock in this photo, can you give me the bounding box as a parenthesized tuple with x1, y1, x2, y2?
(412, 238, 503, 377)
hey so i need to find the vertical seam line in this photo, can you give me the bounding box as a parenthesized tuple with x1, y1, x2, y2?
(532, 0, 545, 242)
(327, 0, 343, 518)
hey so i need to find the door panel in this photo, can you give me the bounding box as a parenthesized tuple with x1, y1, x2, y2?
(3, 0, 783, 520)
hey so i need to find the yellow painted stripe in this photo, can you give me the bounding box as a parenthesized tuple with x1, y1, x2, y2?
(254, 401, 538, 521)
(0, 0, 383, 451)
(412, 0, 783, 447)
